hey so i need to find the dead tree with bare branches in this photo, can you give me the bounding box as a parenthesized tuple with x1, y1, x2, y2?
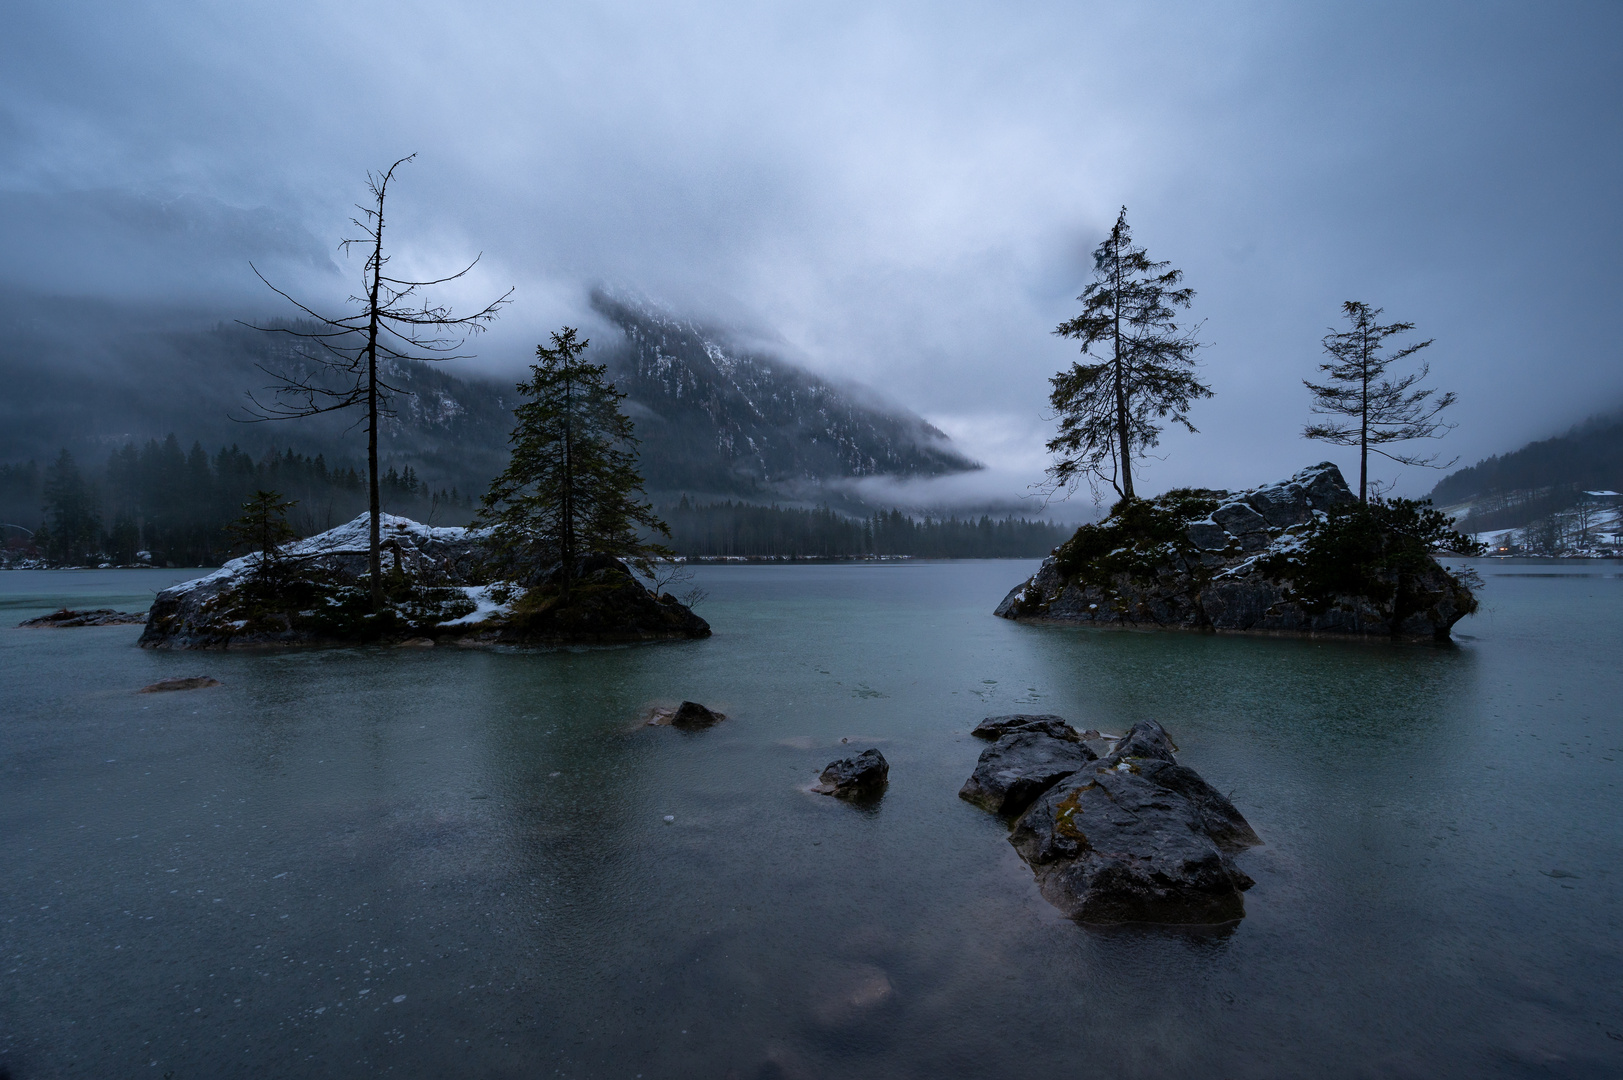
(240, 155, 511, 606)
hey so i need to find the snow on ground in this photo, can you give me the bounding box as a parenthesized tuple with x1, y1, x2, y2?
(165, 514, 481, 596)
(438, 585, 512, 627)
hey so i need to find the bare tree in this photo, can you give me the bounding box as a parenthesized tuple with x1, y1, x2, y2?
(241, 156, 510, 605)
(1304, 301, 1456, 502)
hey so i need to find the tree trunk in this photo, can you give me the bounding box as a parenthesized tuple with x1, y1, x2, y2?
(1358, 323, 1370, 503)
(1112, 235, 1134, 499)
(365, 189, 386, 607)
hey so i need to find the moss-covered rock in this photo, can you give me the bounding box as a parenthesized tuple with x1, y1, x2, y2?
(996, 463, 1480, 641)
(493, 555, 710, 645)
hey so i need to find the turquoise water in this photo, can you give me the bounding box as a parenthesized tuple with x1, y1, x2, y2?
(1, 560, 1620, 1078)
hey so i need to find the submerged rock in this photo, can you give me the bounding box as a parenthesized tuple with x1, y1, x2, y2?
(139, 676, 221, 693)
(21, 608, 147, 627)
(996, 462, 1477, 640)
(958, 729, 1096, 816)
(813, 748, 889, 799)
(994, 720, 1263, 924)
(670, 701, 725, 728)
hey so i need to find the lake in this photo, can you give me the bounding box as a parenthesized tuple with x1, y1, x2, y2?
(2, 559, 1620, 1078)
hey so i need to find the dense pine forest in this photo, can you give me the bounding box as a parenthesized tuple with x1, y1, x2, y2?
(0, 439, 1067, 566)
(661, 498, 1069, 559)
(0, 437, 474, 565)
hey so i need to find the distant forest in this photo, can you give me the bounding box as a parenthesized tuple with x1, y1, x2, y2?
(1, 438, 1069, 565)
(662, 498, 1069, 558)
(1, 436, 474, 566)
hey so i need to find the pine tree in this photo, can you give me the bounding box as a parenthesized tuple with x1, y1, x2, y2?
(1047, 207, 1210, 501)
(226, 490, 298, 564)
(479, 328, 670, 589)
(1303, 301, 1457, 502)
(42, 449, 100, 562)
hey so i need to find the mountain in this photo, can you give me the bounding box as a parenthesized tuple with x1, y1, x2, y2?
(1429, 409, 1623, 533)
(592, 291, 979, 498)
(0, 289, 978, 508)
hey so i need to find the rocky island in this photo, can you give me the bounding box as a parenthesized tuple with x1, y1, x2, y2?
(139, 513, 709, 649)
(997, 462, 1479, 640)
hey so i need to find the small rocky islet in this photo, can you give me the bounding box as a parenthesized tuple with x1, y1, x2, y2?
(961, 713, 1262, 924)
(136, 513, 709, 650)
(996, 462, 1478, 639)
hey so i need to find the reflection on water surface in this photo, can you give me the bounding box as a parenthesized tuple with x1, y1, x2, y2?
(1, 560, 1620, 1077)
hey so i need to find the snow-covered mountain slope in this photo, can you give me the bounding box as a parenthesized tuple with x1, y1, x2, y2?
(592, 292, 980, 496)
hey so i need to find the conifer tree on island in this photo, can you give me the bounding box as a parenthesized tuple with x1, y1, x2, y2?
(478, 328, 671, 592)
(1303, 301, 1457, 503)
(243, 155, 511, 607)
(1046, 207, 1210, 501)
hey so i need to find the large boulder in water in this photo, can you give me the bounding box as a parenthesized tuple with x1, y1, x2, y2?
(995, 463, 1478, 640)
(958, 729, 1096, 816)
(1002, 720, 1263, 924)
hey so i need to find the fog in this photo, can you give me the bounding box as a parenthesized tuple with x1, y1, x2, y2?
(3, 0, 1619, 501)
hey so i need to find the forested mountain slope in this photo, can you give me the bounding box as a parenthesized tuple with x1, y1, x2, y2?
(1429, 410, 1623, 532)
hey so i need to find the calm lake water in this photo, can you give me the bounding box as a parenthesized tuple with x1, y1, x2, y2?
(2, 559, 1620, 1078)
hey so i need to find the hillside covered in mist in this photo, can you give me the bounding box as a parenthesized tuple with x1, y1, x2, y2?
(0, 290, 980, 526)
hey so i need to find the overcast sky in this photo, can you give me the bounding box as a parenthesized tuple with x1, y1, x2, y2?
(3, 0, 1619, 502)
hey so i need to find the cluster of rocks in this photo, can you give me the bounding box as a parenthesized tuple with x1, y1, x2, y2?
(961, 714, 1261, 924)
(996, 462, 1476, 639)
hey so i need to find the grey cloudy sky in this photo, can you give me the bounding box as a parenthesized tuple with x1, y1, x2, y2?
(2, 0, 1619, 502)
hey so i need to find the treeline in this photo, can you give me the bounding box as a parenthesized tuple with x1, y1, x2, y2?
(1, 435, 475, 566)
(660, 498, 1071, 558)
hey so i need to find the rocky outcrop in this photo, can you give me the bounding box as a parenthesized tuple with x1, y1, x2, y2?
(961, 717, 1262, 924)
(996, 463, 1478, 640)
(813, 749, 889, 799)
(1007, 720, 1261, 924)
(140, 514, 487, 649)
(139, 514, 709, 649)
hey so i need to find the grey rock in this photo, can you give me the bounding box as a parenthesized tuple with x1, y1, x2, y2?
(814, 748, 889, 798)
(999, 720, 1262, 924)
(1211, 500, 1268, 536)
(971, 714, 1079, 741)
(1184, 520, 1230, 551)
(958, 731, 1096, 816)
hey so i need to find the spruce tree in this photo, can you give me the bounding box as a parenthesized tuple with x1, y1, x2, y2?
(1303, 301, 1457, 502)
(479, 328, 670, 589)
(1047, 207, 1209, 501)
